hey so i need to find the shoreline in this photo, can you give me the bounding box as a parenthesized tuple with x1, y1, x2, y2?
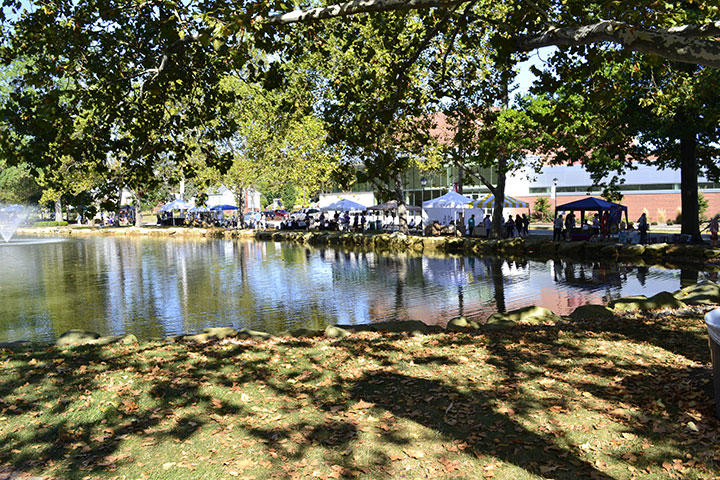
(15, 224, 720, 269)
(2, 280, 718, 349)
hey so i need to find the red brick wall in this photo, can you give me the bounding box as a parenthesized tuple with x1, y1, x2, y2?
(517, 192, 720, 223)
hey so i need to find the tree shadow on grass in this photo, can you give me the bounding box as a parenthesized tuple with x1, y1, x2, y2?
(1, 323, 718, 479)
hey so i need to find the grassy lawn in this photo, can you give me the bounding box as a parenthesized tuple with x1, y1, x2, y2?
(1, 308, 719, 479)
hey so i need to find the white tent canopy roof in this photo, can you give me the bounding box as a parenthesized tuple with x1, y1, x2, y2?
(468, 193, 528, 209)
(422, 191, 474, 209)
(320, 198, 366, 212)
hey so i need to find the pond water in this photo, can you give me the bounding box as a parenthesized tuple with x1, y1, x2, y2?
(0, 235, 712, 342)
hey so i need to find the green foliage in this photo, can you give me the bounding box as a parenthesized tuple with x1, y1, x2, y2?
(699, 191, 709, 219)
(532, 197, 552, 222)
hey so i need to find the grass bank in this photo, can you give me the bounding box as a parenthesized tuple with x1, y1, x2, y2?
(1, 307, 719, 479)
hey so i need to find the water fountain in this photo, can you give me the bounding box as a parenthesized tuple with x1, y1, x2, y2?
(0, 204, 30, 243)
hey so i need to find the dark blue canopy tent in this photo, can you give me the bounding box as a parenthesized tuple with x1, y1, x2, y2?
(555, 197, 629, 233)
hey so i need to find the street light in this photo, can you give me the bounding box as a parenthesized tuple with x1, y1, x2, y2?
(420, 176, 427, 205)
(553, 177, 559, 214)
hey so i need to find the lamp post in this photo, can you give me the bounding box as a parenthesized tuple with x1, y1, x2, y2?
(420, 176, 427, 205)
(552, 178, 559, 214)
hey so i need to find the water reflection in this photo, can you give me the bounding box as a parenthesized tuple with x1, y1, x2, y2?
(0, 236, 712, 342)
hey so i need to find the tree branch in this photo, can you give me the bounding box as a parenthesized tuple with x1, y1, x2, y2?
(265, 0, 467, 24)
(518, 21, 720, 69)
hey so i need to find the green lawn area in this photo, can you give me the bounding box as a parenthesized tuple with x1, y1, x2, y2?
(1, 308, 719, 479)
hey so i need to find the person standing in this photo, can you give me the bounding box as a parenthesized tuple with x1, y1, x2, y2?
(709, 214, 719, 247)
(483, 214, 492, 238)
(468, 214, 476, 237)
(553, 214, 564, 242)
(564, 212, 576, 241)
(522, 213, 530, 237)
(637, 212, 649, 244)
(505, 215, 515, 238)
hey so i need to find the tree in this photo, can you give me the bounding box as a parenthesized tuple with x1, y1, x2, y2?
(532, 197, 551, 222)
(531, 47, 720, 242)
(304, 10, 444, 233)
(0, 1, 247, 227)
(193, 76, 340, 214)
(266, 0, 720, 69)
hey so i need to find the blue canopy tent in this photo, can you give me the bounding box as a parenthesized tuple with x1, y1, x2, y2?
(210, 205, 238, 211)
(555, 197, 629, 237)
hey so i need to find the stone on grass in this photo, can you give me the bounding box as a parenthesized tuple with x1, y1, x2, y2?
(486, 306, 561, 326)
(237, 328, 272, 341)
(569, 305, 615, 321)
(372, 320, 433, 335)
(325, 325, 351, 338)
(673, 281, 720, 305)
(446, 317, 481, 331)
(608, 296, 648, 311)
(286, 328, 323, 338)
(610, 292, 686, 311)
(56, 330, 101, 346)
(92, 334, 138, 345)
(202, 327, 237, 339)
(643, 291, 686, 310)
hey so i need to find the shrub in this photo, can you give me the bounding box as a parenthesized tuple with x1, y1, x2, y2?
(651, 222, 657, 226)
(532, 197, 552, 222)
(667, 220, 674, 226)
(33, 221, 68, 227)
(657, 208, 666, 224)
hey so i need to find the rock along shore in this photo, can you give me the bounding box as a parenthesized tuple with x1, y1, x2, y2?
(16, 225, 720, 268)
(2, 280, 719, 350)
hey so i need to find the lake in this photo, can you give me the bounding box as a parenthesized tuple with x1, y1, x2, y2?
(0, 235, 711, 342)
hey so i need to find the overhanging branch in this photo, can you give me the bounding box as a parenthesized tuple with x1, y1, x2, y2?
(265, 0, 467, 24)
(518, 21, 720, 69)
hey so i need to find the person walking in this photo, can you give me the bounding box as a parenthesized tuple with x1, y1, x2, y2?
(553, 214, 563, 242)
(709, 214, 719, 247)
(637, 212, 649, 244)
(515, 214, 523, 238)
(467, 214, 476, 237)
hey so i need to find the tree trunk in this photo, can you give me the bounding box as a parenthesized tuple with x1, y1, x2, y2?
(394, 172, 408, 234)
(133, 192, 143, 227)
(491, 170, 506, 239)
(234, 188, 246, 227)
(680, 132, 702, 242)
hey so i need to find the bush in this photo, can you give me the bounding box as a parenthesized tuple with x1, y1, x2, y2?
(667, 220, 674, 226)
(532, 197, 552, 222)
(651, 222, 657, 226)
(33, 221, 68, 227)
(657, 208, 666, 224)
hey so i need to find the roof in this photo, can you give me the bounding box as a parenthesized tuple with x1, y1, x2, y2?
(555, 197, 627, 212)
(422, 191, 474, 209)
(367, 200, 421, 213)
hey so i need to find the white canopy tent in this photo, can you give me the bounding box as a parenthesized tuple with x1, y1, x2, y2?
(468, 193, 529, 209)
(422, 191, 483, 227)
(320, 198, 366, 212)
